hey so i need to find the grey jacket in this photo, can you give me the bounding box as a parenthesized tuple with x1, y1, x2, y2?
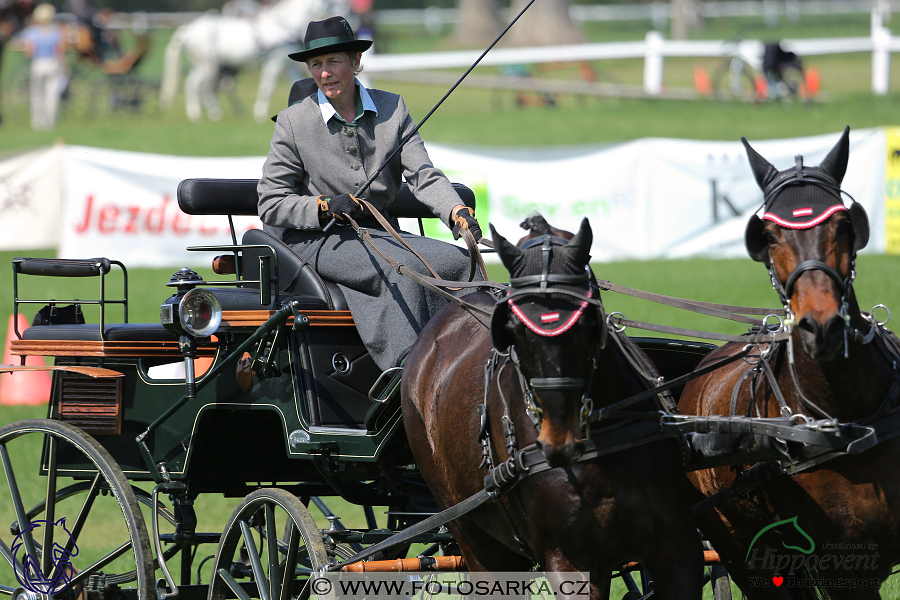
(258, 85, 460, 231)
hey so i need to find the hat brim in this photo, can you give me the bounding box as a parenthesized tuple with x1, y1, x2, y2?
(288, 39, 372, 62)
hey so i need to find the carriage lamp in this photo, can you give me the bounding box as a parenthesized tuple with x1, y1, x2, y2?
(161, 288, 222, 338)
(160, 268, 222, 338)
(179, 288, 222, 337)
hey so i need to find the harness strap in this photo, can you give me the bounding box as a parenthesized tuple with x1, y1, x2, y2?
(784, 259, 848, 299)
(346, 217, 502, 318)
(334, 488, 497, 568)
(607, 314, 791, 345)
(357, 197, 490, 283)
(591, 347, 753, 422)
(598, 280, 784, 324)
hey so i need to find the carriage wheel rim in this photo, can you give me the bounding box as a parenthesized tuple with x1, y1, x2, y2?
(0, 419, 155, 599)
(207, 488, 328, 600)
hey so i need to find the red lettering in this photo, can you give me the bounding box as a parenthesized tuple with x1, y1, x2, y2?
(74, 195, 94, 233)
(124, 206, 140, 233)
(199, 216, 218, 235)
(145, 195, 169, 234)
(98, 205, 120, 233)
(172, 211, 192, 235)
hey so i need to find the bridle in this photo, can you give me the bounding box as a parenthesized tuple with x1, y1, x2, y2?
(749, 156, 873, 359)
(490, 234, 607, 438)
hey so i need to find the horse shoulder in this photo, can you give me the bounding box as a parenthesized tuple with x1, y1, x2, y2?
(401, 292, 494, 452)
(679, 342, 751, 416)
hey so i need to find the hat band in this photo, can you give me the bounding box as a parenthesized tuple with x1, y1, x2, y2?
(305, 35, 356, 53)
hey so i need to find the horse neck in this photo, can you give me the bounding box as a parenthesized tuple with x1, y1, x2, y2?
(787, 288, 897, 421)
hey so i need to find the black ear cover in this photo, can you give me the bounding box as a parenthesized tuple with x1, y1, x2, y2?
(849, 202, 869, 254)
(490, 300, 515, 352)
(745, 215, 770, 264)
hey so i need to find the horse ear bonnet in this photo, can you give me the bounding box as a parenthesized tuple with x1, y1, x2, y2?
(490, 220, 606, 352)
(744, 214, 770, 264)
(743, 126, 867, 259)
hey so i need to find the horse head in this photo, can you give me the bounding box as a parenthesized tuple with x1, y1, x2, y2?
(490, 217, 605, 468)
(742, 127, 869, 361)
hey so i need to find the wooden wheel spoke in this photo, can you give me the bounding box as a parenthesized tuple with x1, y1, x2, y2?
(265, 504, 278, 600)
(218, 568, 253, 600)
(239, 520, 270, 600)
(68, 541, 132, 585)
(47, 474, 102, 584)
(278, 523, 300, 600)
(0, 443, 39, 569)
(41, 436, 58, 579)
(0, 536, 24, 574)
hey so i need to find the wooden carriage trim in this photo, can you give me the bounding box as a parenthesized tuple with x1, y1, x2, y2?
(9, 340, 218, 358)
(0, 365, 125, 378)
(221, 309, 355, 327)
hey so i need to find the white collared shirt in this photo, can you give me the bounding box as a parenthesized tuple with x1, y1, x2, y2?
(316, 78, 378, 124)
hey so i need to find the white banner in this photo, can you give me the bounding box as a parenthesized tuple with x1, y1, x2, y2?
(60, 146, 265, 267)
(0, 129, 887, 267)
(0, 146, 64, 251)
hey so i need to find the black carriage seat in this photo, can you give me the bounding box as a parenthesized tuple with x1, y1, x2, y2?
(176, 178, 476, 311)
(22, 322, 178, 342)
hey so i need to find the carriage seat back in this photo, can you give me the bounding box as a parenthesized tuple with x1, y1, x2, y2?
(176, 179, 475, 310)
(176, 179, 476, 219)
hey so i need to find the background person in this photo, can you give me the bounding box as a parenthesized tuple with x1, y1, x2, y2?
(258, 16, 483, 372)
(21, 3, 63, 131)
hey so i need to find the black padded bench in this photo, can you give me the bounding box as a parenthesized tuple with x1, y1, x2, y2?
(176, 179, 476, 311)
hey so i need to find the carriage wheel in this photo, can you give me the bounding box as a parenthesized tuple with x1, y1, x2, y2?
(712, 62, 760, 104)
(0, 419, 155, 599)
(208, 488, 328, 600)
(776, 65, 808, 106)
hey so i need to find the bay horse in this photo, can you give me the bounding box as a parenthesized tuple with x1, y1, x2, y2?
(159, 0, 347, 123)
(402, 217, 704, 600)
(679, 127, 900, 599)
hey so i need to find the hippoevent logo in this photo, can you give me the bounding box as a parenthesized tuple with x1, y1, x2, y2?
(744, 516, 881, 590)
(11, 518, 80, 595)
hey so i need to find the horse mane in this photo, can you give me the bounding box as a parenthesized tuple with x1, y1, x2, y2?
(517, 214, 573, 245)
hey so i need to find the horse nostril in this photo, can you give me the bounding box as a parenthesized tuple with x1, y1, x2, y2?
(797, 315, 819, 347)
(823, 314, 845, 351)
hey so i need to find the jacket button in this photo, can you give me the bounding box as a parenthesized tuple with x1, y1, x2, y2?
(345, 129, 355, 137)
(347, 146, 356, 154)
(352, 164, 361, 171)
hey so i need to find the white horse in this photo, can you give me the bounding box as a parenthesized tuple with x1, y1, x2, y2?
(160, 0, 348, 123)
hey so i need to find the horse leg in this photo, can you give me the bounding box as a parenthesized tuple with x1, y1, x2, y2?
(254, 53, 286, 123)
(184, 63, 221, 122)
(694, 504, 799, 600)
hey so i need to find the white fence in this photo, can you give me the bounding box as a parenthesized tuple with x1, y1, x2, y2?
(103, 3, 900, 96)
(365, 9, 899, 97)
(377, 0, 900, 27)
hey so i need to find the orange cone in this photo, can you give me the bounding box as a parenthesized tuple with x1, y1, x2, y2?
(694, 66, 712, 97)
(1, 314, 51, 406)
(805, 66, 821, 98)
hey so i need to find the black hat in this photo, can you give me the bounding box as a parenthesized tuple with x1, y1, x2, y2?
(288, 16, 372, 62)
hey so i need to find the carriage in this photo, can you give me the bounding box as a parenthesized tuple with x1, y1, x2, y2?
(2, 130, 897, 600)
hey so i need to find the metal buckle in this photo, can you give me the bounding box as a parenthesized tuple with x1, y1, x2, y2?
(607, 311, 627, 333)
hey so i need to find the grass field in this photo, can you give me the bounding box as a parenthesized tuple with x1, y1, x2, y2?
(2, 9, 900, 599)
